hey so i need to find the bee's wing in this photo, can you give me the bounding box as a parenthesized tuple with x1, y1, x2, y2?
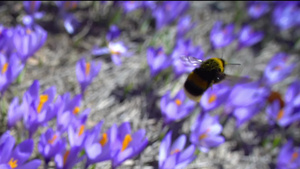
(223, 74, 252, 86)
(180, 56, 203, 67)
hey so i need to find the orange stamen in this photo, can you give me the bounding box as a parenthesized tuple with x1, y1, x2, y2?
(274, 65, 282, 71)
(99, 133, 108, 146)
(1, 63, 8, 74)
(63, 150, 70, 165)
(37, 95, 48, 113)
(199, 128, 210, 140)
(85, 62, 90, 76)
(291, 152, 298, 163)
(26, 28, 32, 34)
(175, 99, 182, 106)
(8, 158, 18, 168)
(208, 94, 217, 104)
(72, 107, 80, 115)
(48, 134, 58, 144)
(276, 109, 284, 121)
(170, 149, 180, 155)
(78, 125, 85, 136)
(121, 134, 132, 152)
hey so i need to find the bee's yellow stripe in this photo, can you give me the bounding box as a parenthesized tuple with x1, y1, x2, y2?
(187, 72, 209, 89)
(211, 58, 224, 73)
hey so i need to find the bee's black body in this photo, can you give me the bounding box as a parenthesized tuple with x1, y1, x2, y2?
(184, 58, 226, 102)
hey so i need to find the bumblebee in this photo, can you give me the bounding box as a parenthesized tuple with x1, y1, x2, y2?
(181, 56, 240, 102)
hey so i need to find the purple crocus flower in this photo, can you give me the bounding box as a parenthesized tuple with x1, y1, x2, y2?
(285, 80, 300, 110)
(106, 25, 121, 42)
(38, 128, 66, 164)
(0, 131, 41, 169)
(76, 57, 101, 94)
(0, 53, 24, 95)
(159, 131, 196, 169)
(23, 1, 44, 26)
(176, 15, 196, 39)
(22, 80, 56, 137)
(120, 1, 144, 13)
(92, 41, 130, 66)
(263, 52, 295, 86)
(84, 121, 113, 168)
(13, 24, 47, 63)
(273, 2, 300, 30)
(147, 46, 170, 77)
(247, 1, 270, 19)
(152, 1, 189, 30)
(171, 39, 204, 78)
(111, 122, 148, 169)
(54, 146, 84, 169)
(55, 93, 88, 133)
(0, 26, 15, 56)
(7, 95, 28, 129)
(237, 25, 264, 50)
(190, 113, 225, 152)
(226, 81, 270, 126)
(266, 100, 300, 127)
(55, 1, 80, 34)
(160, 89, 195, 125)
(210, 21, 235, 49)
(200, 83, 230, 111)
(68, 118, 89, 148)
(276, 140, 300, 169)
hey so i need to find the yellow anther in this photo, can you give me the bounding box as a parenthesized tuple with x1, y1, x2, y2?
(170, 149, 180, 155)
(121, 134, 132, 152)
(72, 107, 80, 115)
(85, 62, 90, 76)
(48, 134, 58, 144)
(63, 150, 70, 165)
(37, 95, 48, 113)
(175, 99, 182, 106)
(8, 158, 18, 168)
(1, 63, 8, 74)
(208, 94, 217, 104)
(99, 133, 108, 146)
(276, 109, 284, 121)
(78, 125, 85, 136)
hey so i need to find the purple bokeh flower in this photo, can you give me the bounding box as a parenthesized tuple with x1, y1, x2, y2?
(210, 21, 235, 49)
(273, 2, 300, 30)
(190, 113, 225, 152)
(111, 122, 148, 168)
(200, 83, 230, 111)
(237, 25, 264, 50)
(55, 1, 80, 34)
(0, 132, 41, 169)
(160, 89, 195, 125)
(0, 53, 24, 95)
(13, 24, 47, 63)
(285, 80, 300, 110)
(263, 52, 295, 86)
(276, 140, 300, 169)
(92, 41, 130, 66)
(147, 46, 170, 77)
(159, 131, 196, 169)
(76, 57, 101, 94)
(152, 1, 189, 30)
(54, 146, 84, 169)
(171, 39, 204, 78)
(106, 25, 121, 42)
(226, 81, 270, 126)
(22, 80, 56, 137)
(7, 94, 28, 129)
(176, 15, 196, 39)
(84, 121, 113, 167)
(247, 1, 270, 19)
(38, 128, 66, 164)
(23, 1, 44, 26)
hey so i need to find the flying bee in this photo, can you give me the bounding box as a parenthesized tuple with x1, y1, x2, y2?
(181, 56, 241, 102)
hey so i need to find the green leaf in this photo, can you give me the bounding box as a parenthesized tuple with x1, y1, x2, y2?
(272, 136, 281, 149)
